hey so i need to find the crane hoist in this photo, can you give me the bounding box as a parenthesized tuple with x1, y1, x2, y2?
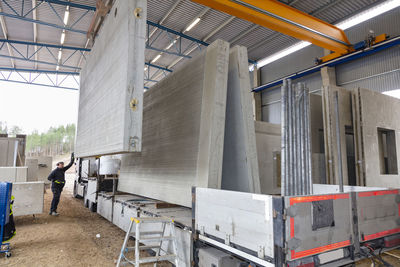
(191, 0, 388, 64)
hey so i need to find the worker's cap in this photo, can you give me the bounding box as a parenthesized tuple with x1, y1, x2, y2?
(56, 161, 64, 166)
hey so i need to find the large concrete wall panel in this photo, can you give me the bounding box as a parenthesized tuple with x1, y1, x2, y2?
(221, 46, 260, 193)
(356, 88, 400, 188)
(75, 0, 147, 157)
(118, 40, 230, 207)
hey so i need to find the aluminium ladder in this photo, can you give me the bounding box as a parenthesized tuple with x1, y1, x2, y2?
(116, 216, 179, 267)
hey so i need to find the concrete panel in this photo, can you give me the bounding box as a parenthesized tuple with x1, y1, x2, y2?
(356, 88, 400, 188)
(27, 156, 52, 183)
(0, 138, 18, 167)
(25, 158, 38, 182)
(12, 181, 44, 216)
(118, 40, 230, 207)
(221, 46, 260, 193)
(0, 167, 28, 182)
(255, 121, 281, 195)
(322, 86, 354, 186)
(75, 0, 147, 157)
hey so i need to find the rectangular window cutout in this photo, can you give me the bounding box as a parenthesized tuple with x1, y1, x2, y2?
(378, 128, 398, 175)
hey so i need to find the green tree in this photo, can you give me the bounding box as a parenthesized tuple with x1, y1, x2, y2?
(9, 125, 22, 136)
(26, 124, 76, 157)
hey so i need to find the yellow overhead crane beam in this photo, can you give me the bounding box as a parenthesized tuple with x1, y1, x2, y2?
(191, 0, 354, 56)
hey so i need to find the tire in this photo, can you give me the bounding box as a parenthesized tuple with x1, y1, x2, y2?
(5, 252, 11, 258)
(89, 201, 97, 213)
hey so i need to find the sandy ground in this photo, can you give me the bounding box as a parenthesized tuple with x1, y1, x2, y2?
(0, 165, 171, 267)
(0, 157, 398, 266)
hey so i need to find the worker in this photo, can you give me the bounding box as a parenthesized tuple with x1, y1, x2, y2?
(48, 153, 74, 216)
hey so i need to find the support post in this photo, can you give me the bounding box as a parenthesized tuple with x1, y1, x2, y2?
(252, 67, 262, 121)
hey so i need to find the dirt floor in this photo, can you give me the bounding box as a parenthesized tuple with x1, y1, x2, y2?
(0, 164, 171, 267)
(0, 160, 399, 266)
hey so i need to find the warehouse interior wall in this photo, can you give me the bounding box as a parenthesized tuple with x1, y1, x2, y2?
(260, 6, 400, 123)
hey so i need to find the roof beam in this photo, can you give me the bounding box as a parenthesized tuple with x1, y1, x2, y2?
(0, 39, 91, 51)
(145, 62, 172, 72)
(0, 67, 79, 75)
(0, 4, 14, 67)
(39, 0, 96, 11)
(0, 10, 87, 34)
(148, 0, 183, 40)
(147, 20, 208, 46)
(148, 12, 234, 85)
(0, 53, 81, 70)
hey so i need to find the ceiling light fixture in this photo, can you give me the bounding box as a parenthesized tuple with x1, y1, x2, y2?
(151, 54, 161, 63)
(185, 17, 201, 32)
(255, 0, 400, 69)
(58, 50, 62, 61)
(63, 7, 70, 25)
(60, 31, 66, 44)
(165, 39, 177, 50)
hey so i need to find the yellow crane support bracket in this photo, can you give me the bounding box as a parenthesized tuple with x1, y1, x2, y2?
(191, 0, 353, 54)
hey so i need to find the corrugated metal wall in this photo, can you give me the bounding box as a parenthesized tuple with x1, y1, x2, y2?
(260, 7, 400, 123)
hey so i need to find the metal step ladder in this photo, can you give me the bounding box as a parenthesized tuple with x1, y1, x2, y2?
(116, 216, 179, 267)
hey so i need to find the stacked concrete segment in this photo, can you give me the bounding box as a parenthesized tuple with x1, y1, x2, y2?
(221, 46, 261, 193)
(75, 0, 147, 157)
(118, 39, 230, 207)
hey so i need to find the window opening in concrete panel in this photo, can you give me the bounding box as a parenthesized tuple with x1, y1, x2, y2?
(378, 128, 398, 175)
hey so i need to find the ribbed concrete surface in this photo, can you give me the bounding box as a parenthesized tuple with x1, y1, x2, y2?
(76, 0, 147, 157)
(118, 40, 230, 207)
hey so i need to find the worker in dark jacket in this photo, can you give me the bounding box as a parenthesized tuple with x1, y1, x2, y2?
(48, 153, 74, 216)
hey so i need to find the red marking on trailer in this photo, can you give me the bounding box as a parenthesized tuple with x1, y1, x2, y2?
(363, 228, 400, 241)
(358, 189, 399, 198)
(289, 193, 350, 260)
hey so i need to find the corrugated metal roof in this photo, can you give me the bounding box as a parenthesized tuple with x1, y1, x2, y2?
(0, 0, 384, 87)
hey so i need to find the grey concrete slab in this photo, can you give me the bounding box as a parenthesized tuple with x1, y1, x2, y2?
(322, 86, 353, 186)
(0, 138, 18, 166)
(221, 46, 260, 193)
(0, 167, 28, 182)
(27, 156, 52, 183)
(75, 0, 147, 157)
(355, 88, 400, 188)
(118, 40, 230, 207)
(25, 158, 38, 182)
(254, 121, 281, 195)
(13, 181, 44, 216)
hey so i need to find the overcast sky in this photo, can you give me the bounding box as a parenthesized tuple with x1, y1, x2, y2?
(0, 81, 78, 134)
